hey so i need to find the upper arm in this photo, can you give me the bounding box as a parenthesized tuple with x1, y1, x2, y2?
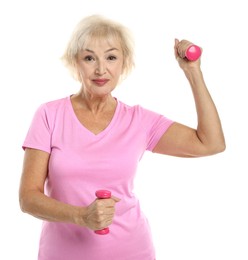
(19, 148, 50, 197)
(152, 122, 208, 157)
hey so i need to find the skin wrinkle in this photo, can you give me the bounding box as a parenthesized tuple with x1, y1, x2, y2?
(19, 15, 225, 260)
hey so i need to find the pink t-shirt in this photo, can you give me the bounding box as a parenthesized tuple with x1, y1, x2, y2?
(22, 96, 174, 260)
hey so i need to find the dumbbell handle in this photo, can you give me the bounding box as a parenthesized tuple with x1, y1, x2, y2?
(94, 190, 111, 235)
(185, 44, 201, 61)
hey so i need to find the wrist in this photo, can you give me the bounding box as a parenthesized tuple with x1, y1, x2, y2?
(184, 67, 204, 83)
(72, 206, 87, 227)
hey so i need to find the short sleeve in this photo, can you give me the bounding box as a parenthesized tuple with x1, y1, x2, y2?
(146, 114, 174, 151)
(22, 103, 52, 153)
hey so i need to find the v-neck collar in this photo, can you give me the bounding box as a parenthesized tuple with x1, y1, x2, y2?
(67, 95, 120, 138)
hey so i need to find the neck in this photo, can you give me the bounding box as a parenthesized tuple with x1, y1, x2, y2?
(72, 91, 116, 114)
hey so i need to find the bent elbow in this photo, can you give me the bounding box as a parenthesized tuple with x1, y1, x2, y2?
(19, 196, 28, 214)
(208, 141, 226, 156)
(19, 192, 35, 214)
(219, 142, 226, 153)
(216, 138, 226, 153)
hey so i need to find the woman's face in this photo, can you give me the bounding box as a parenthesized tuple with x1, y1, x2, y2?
(76, 38, 124, 97)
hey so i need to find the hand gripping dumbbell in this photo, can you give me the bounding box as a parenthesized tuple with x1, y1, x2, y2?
(94, 190, 112, 235)
(185, 44, 202, 61)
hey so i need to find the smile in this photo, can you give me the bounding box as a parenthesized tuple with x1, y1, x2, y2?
(92, 79, 109, 86)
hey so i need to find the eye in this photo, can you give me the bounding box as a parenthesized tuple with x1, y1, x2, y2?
(107, 55, 117, 61)
(84, 55, 95, 62)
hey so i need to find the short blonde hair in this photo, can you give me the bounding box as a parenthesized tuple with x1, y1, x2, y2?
(61, 15, 135, 82)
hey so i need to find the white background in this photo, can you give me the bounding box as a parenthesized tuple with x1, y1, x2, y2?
(0, 0, 247, 259)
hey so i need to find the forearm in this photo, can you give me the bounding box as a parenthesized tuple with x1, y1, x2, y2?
(184, 68, 225, 152)
(20, 190, 86, 226)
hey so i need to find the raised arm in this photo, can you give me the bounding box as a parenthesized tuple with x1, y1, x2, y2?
(153, 39, 226, 157)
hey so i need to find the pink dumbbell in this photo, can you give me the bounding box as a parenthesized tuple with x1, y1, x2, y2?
(94, 190, 112, 235)
(185, 44, 202, 61)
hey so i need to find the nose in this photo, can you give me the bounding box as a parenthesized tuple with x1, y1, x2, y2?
(95, 60, 106, 75)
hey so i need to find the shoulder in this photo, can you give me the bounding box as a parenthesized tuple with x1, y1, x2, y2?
(118, 100, 161, 118)
(35, 96, 69, 117)
(117, 99, 173, 129)
(31, 96, 70, 127)
(40, 96, 69, 110)
(118, 100, 149, 113)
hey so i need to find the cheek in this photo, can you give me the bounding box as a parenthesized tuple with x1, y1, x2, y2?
(114, 64, 124, 76)
(112, 70, 122, 82)
(77, 65, 92, 78)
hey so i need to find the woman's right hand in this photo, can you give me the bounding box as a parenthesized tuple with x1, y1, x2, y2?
(174, 38, 202, 71)
(78, 196, 120, 230)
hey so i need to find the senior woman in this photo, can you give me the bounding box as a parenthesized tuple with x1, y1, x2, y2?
(19, 14, 225, 260)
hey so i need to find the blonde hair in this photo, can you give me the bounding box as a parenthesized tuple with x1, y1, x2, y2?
(61, 15, 135, 82)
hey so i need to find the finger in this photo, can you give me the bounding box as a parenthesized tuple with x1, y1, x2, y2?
(96, 218, 113, 230)
(174, 38, 180, 59)
(111, 195, 121, 202)
(102, 196, 120, 208)
(95, 196, 120, 208)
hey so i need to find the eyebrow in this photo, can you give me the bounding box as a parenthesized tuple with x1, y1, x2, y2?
(84, 48, 119, 53)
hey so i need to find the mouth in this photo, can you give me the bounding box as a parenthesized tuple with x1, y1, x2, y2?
(92, 79, 109, 86)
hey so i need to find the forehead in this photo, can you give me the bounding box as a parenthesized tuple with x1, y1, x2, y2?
(82, 34, 122, 51)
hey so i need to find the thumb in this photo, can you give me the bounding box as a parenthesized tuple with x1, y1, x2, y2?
(111, 195, 121, 202)
(174, 38, 180, 59)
